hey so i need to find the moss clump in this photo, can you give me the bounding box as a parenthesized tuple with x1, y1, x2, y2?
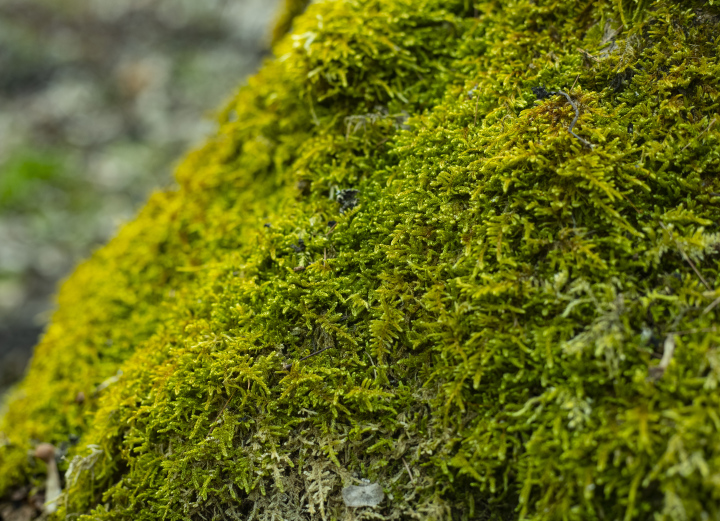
(271, 0, 312, 46)
(3, 0, 720, 519)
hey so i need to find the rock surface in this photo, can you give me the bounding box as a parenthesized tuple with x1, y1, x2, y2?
(341, 483, 384, 508)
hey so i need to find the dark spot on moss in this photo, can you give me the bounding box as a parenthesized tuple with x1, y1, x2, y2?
(531, 85, 552, 100)
(336, 189, 359, 213)
(610, 68, 636, 92)
(296, 178, 311, 196)
(290, 238, 305, 253)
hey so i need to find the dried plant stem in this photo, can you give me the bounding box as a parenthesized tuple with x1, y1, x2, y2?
(681, 117, 716, 152)
(570, 74, 580, 92)
(208, 389, 238, 436)
(403, 458, 415, 485)
(659, 222, 711, 291)
(671, 326, 717, 336)
(648, 334, 676, 381)
(554, 90, 594, 148)
(702, 297, 720, 316)
(299, 346, 332, 362)
(284, 346, 334, 371)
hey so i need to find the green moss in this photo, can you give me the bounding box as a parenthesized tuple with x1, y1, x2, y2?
(271, 0, 312, 46)
(3, 0, 720, 519)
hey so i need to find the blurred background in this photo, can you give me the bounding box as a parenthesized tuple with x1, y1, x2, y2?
(0, 0, 282, 393)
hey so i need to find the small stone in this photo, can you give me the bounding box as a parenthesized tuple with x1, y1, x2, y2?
(341, 483, 384, 508)
(336, 189, 359, 214)
(531, 85, 552, 101)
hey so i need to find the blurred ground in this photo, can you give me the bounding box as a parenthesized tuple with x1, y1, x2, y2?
(0, 0, 282, 393)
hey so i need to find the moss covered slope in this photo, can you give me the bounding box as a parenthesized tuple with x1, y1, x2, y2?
(3, 0, 720, 519)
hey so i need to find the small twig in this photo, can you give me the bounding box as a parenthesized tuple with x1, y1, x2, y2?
(659, 222, 711, 291)
(365, 351, 378, 379)
(402, 458, 415, 485)
(324, 248, 327, 268)
(681, 117, 717, 152)
(702, 297, 720, 316)
(570, 74, 580, 92)
(299, 346, 332, 362)
(576, 47, 600, 63)
(670, 326, 718, 336)
(283, 346, 333, 370)
(647, 334, 675, 381)
(554, 90, 594, 148)
(500, 114, 512, 133)
(375, 135, 392, 148)
(208, 389, 238, 436)
(625, 198, 643, 215)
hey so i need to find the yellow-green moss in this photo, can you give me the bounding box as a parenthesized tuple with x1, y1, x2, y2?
(3, 0, 720, 519)
(271, 0, 312, 46)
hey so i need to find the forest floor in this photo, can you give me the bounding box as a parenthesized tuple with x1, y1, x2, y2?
(0, 0, 280, 395)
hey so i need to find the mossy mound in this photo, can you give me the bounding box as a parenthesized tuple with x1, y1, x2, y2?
(3, 0, 720, 519)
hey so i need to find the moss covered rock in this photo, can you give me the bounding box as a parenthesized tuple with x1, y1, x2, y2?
(3, 0, 720, 519)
